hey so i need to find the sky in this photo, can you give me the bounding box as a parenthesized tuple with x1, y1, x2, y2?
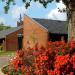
(0, 0, 67, 27)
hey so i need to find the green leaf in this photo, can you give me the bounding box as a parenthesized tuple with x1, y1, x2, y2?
(34, 0, 38, 2)
(4, 5, 9, 14)
(1, 65, 8, 74)
(56, 0, 60, 2)
(17, 69, 22, 75)
(22, 0, 26, 2)
(25, 2, 30, 9)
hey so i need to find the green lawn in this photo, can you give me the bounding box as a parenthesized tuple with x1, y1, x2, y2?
(0, 50, 16, 56)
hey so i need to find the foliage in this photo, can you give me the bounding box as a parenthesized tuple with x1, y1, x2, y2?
(2, 39, 75, 75)
(0, 24, 11, 31)
(0, 46, 3, 51)
(2, 50, 28, 75)
(1, 0, 70, 14)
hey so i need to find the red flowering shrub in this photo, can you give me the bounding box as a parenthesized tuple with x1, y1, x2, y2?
(2, 50, 29, 75)
(2, 40, 75, 75)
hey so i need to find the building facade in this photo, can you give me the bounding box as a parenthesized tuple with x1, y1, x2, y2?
(23, 15, 67, 49)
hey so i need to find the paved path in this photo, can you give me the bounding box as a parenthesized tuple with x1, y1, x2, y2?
(0, 56, 13, 68)
(0, 56, 13, 75)
(0, 68, 5, 75)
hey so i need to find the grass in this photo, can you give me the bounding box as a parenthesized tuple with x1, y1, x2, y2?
(0, 50, 16, 56)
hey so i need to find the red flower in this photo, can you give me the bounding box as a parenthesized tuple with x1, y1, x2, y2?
(70, 72, 74, 75)
(47, 70, 55, 75)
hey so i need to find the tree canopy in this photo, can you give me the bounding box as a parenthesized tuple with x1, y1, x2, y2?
(0, 23, 11, 31)
(1, 0, 71, 14)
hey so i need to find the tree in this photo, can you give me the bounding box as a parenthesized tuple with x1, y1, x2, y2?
(0, 23, 11, 31)
(1, 0, 75, 40)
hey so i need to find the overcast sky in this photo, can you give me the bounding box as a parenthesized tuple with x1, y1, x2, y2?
(0, 0, 67, 27)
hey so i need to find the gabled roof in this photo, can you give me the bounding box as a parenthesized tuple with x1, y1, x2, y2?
(34, 18, 68, 34)
(0, 26, 22, 39)
(0, 18, 67, 39)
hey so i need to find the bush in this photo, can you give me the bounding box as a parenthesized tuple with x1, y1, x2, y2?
(2, 40, 75, 75)
(2, 65, 8, 74)
(0, 46, 3, 51)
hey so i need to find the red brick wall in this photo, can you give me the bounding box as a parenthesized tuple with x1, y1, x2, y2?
(23, 15, 48, 49)
(6, 28, 23, 51)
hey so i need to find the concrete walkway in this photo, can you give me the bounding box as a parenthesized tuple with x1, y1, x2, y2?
(0, 68, 5, 75)
(0, 56, 13, 75)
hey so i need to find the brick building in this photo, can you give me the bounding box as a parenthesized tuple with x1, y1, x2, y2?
(0, 15, 67, 50)
(0, 14, 23, 51)
(0, 25, 23, 51)
(23, 15, 67, 49)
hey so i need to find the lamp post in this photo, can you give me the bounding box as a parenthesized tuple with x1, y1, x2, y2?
(17, 34, 23, 50)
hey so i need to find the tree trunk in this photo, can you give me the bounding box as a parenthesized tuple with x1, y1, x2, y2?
(68, 2, 75, 41)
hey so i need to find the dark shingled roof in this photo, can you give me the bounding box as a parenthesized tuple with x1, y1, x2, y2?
(0, 18, 67, 39)
(0, 26, 22, 39)
(34, 18, 68, 34)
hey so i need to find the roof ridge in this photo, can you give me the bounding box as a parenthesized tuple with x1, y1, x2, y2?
(0, 26, 23, 39)
(33, 18, 67, 22)
(6, 26, 23, 36)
